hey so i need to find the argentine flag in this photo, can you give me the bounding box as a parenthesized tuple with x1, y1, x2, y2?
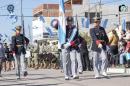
(81, 17, 90, 28)
(9, 13, 18, 24)
(58, 0, 66, 48)
(101, 19, 108, 29)
(46, 27, 54, 36)
(122, 18, 126, 31)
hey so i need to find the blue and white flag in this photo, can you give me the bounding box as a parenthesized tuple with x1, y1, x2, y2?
(101, 19, 108, 29)
(81, 17, 90, 28)
(58, 0, 66, 48)
(46, 27, 54, 36)
(39, 16, 45, 23)
(122, 18, 126, 31)
(9, 13, 18, 24)
(4, 34, 11, 42)
(4, 34, 8, 38)
(81, 18, 85, 27)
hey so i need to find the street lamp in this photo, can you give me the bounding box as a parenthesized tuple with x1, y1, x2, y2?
(21, 0, 25, 36)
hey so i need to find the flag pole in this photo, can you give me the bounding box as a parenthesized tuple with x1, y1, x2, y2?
(88, 0, 90, 23)
(71, 0, 72, 11)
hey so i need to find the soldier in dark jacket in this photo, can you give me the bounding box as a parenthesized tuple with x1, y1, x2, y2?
(62, 16, 82, 80)
(90, 17, 109, 79)
(11, 26, 29, 78)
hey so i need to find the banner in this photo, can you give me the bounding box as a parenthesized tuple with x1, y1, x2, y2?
(122, 18, 126, 31)
(58, 0, 66, 48)
(9, 13, 18, 24)
(81, 17, 90, 28)
(101, 19, 108, 29)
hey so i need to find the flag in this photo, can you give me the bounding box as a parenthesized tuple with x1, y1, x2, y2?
(81, 18, 85, 27)
(39, 16, 45, 23)
(58, 0, 66, 48)
(81, 17, 90, 28)
(101, 19, 108, 29)
(46, 27, 54, 36)
(4, 34, 8, 38)
(9, 13, 18, 24)
(4, 34, 11, 42)
(122, 18, 126, 31)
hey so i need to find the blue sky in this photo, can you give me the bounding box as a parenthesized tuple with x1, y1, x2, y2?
(0, 0, 130, 43)
(0, 0, 58, 42)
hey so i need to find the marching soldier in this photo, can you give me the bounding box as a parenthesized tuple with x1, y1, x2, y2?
(62, 16, 82, 80)
(90, 17, 109, 79)
(12, 26, 29, 79)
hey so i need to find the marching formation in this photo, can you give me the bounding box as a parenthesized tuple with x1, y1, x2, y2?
(0, 16, 130, 81)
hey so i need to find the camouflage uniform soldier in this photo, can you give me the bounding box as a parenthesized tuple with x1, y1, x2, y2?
(32, 40, 39, 69)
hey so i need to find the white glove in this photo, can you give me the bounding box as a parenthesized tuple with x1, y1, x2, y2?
(64, 42, 71, 49)
(106, 45, 110, 51)
(78, 44, 81, 48)
(98, 43, 102, 48)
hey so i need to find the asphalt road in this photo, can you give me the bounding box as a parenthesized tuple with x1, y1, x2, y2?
(0, 69, 130, 86)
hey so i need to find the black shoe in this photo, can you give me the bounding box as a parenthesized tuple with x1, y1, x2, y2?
(23, 71, 28, 77)
(88, 68, 92, 71)
(79, 72, 83, 74)
(95, 77, 101, 79)
(95, 75, 101, 79)
(104, 76, 110, 79)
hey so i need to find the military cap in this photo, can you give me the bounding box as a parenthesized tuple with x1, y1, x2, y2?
(66, 16, 74, 22)
(15, 25, 22, 30)
(93, 17, 101, 22)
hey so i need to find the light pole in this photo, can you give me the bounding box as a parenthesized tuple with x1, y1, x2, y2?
(99, 0, 102, 18)
(88, 0, 90, 24)
(21, 0, 25, 36)
(17, 0, 24, 80)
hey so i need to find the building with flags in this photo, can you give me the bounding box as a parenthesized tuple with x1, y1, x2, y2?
(70, 0, 130, 31)
(32, 3, 72, 41)
(32, 0, 130, 41)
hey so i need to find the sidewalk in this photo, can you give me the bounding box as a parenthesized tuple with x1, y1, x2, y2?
(0, 69, 130, 86)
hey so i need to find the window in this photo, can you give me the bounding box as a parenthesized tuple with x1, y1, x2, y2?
(85, 12, 101, 24)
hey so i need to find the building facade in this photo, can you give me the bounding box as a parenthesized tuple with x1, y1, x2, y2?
(32, 3, 72, 41)
(71, 0, 130, 30)
(32, 0, 130, 41)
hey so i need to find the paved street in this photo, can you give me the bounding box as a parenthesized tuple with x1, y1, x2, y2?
(0, 69, 130, 86)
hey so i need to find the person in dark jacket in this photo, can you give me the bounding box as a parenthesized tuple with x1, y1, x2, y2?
(62, 16, 82, 80)
(11, 26, 29, 79)
(90, 17, 109, 79)
(79, 36, 92, 71)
